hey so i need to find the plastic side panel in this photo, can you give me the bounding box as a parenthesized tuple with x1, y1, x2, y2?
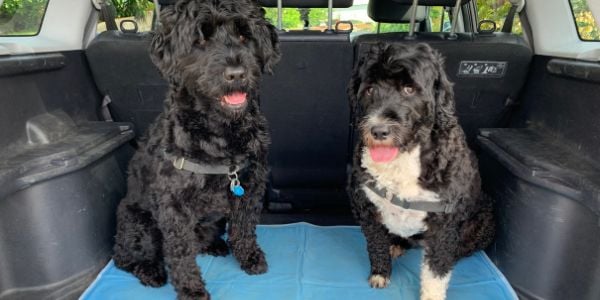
(0, 147, 130, 299)
(480, 150, 600, 300)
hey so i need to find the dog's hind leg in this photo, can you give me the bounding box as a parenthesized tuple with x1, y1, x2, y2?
(113, 201, 167, 287)
(389, 235, 413, 259)
(198, 217, 229, 257)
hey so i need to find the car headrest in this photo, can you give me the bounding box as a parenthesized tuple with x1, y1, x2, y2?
(258, 0, 353, 8)
(375, 0, 470, 6)
(150, 0, 354, 8)
(368, 1, 428, 23)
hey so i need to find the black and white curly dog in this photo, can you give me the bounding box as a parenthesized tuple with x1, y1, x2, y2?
(112, 0, 280, 299)
(347, 43, 494, 300)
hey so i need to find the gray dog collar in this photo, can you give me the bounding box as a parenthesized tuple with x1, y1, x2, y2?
(365, 181, 456, 213)
(162, 149, 249, 197)
(162, 149, 248, 175)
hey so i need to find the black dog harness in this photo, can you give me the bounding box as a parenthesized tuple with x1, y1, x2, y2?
(365, 181, 456, 213)
(162, 149, 248, 197)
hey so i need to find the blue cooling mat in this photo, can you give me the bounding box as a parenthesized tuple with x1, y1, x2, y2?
(81, 223, 516, 300)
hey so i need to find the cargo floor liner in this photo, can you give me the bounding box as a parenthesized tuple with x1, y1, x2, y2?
(81, 223, 516, 300)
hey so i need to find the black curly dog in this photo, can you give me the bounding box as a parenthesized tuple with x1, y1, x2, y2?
(347, 43, 494, 300)
(112, 0, 280, 299)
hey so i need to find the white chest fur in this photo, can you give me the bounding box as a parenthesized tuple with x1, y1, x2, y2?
(361, 146, 441, 238)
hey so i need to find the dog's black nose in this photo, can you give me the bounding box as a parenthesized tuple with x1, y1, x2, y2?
(371, 125, 390, 140)
(224, 66, 246, 82)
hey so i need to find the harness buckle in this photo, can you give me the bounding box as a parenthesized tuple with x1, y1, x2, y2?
(173, 157, 185, 170)
(444, 203, 456, 214)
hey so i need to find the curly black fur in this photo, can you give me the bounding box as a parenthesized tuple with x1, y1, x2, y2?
(112, 1, 280, 299)
(347, 43, 494, 296)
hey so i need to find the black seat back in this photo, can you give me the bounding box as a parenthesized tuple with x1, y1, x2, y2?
(258, 0, 355, 210)
(260, 31, 354, 210)
(86, 31, 167, 137)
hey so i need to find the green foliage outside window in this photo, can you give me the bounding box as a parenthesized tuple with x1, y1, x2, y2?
(570, 0, 600, 41)
(0, 0, 48, 36)
(476, 0, 522, 34)
(264, 8, 328, 30)
(112, 0, 154, 19)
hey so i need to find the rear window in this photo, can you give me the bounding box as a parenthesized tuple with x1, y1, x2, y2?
(476, 0, 523, 34)
(263, 1, 449, 34)
(96, 1, 155, 33)
(569, 0, 600, 41)
(0, 0, 49, 36)
(263, 3, 370, 32)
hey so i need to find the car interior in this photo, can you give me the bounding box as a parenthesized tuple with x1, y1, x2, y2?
(0, 0, 599, 299)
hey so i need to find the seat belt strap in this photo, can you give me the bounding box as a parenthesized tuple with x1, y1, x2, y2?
(502, 0, 525, 33)
(502, 4, 518, 33)
(98, 0, 118, 31)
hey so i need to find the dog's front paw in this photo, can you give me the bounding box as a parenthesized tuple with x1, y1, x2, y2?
(134, 262, 167, 287)
(369, 274, 390, 288)
(390, 244, 405, 259)
(240, 249, 268, 275)
(178, 289, 210, 300)
(203, 238, 230, 257)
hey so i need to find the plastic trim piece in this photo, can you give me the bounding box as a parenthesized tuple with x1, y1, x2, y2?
(0, 53, 65, 77)
(546, 58, 600, 83)
(478, 131, 600, 218)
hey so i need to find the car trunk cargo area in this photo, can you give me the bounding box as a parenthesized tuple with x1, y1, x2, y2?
(80, 223, 517, 300)
(0, 111, 134, 300)
(478, 128, 600, 300)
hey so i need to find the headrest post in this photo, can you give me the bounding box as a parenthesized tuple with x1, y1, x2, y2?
(277, 0, 283, 30)
(326, 0, 334, 32)
(449, 0, 461, 39)
(153, 0, 161, 28)
(407, 0, 419, 39)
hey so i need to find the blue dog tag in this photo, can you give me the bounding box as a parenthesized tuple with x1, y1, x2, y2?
(232, 185, 245, 197)
(229, 170, 245, 197)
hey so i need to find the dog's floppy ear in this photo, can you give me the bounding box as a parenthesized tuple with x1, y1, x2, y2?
(431, 48, 458, 131)
(150, 2, 202, 83)
(251, 18, 281, 74)
(347, 44, 385, 115)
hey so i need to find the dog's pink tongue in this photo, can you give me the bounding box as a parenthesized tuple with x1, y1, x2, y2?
(369, 146, 399, 163)
(223, 92, 247, 105)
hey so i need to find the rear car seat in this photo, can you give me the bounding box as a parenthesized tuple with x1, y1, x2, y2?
(86, 31, 166, 138)
(353, 0, 533, 146)
(259, 0, 354, 211)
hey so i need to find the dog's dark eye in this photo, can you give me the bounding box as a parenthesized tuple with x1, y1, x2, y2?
(402, 85, 415, 96)
(365, 87, 374, 96)
(240, 35, 246, 43)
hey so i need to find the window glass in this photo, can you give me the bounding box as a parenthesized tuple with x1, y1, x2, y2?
(569, 0, 600, 41)
(476, 0, 523, 34)
(97, 0, 154, 33)
(0, 0, 49, 36)
(264, 1, 447, 34)
(430, 6, 452, 32)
